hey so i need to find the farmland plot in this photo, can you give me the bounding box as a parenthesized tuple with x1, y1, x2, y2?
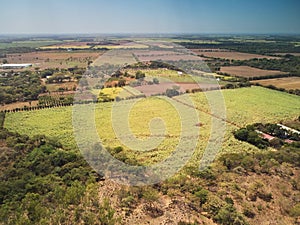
(252, 77, 300, 90)
(192, 49, 279, 60)
(4, 87, 300, 165)
(220, 66, 287, 78)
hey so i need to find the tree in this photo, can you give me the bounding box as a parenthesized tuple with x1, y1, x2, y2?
(166, 88, 179, 97)
(118, 79, 126, 87)
(195, 189, 209, 206)
(153, 78, 159, 84)
(234, 128, 249, 141)
(57, 87, 65, 94)
(135, 71, 145, 80)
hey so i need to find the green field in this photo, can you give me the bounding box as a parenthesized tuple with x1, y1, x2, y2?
(126, 68, 222, 83)
(4, 86, 300, 165)
(0, 40, 63, 49)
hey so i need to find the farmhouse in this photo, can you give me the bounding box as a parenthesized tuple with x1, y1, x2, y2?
(0, 63, 32, 69)
(255, 130, 275, 141)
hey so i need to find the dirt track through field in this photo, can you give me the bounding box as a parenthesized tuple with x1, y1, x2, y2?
(172, 97, 241, 128)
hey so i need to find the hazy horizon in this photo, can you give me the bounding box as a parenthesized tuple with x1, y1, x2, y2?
(1, 0, 300, 34)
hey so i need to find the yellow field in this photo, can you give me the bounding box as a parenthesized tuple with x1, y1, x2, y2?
(40, 45, 91, 49)
(92, 44, 149, 49)
(4, 86, 300, 167)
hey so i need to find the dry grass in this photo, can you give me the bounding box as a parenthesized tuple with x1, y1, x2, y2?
(192, 49, 279, 60)
(252, 77, 300, 90)
(0, 101, 38, 111)
(46, 82, 77, 92)
(220, 66, 287, 78)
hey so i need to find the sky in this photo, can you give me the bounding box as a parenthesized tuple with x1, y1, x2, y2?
(0, 0, 300, 34)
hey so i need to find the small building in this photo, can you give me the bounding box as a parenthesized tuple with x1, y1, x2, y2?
(277, 124, 300, 135)
(0, 63, 32, 69)
(255, 130, 275, 141)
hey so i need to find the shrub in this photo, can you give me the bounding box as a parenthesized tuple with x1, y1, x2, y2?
(289, 203, 300, 217)
(214, 204, 248, 225)
(202, 195, 225, 216)
(195, 189, 209, 206)
(243, 208, 256, 218)
(142, 187, 159, 202)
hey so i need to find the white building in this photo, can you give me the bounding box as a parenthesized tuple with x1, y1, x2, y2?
(0, 63, 32, 69)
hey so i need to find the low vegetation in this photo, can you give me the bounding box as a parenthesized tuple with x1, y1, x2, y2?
(0, 71, 46, 104)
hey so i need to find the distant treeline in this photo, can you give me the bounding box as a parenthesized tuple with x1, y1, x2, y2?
(0, 47, 36, 56)
(180, 41, 300, 54)
(231, 55, 300, 76)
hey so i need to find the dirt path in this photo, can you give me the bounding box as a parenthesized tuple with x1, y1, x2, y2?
(172, 97, 241, 128)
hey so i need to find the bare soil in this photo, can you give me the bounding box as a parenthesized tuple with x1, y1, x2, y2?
(220, 66, 287, 78)
(192, 49, 279, 60)
(251, 77, 300, 90)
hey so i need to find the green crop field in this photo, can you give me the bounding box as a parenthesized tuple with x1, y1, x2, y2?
(0, 40, 63, 49)
(4, 86, 300, 165)
(126, 68, 221, 83)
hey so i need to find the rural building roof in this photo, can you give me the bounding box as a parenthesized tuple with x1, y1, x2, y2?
(0, 63, 32, 68)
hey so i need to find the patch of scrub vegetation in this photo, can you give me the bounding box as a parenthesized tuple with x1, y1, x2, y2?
(0, 125, 119, 225)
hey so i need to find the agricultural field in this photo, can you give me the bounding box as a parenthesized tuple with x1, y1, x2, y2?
(39, 41, 92, 49)
(0, 40, 63, 49)
(97, 86, 145, 101)
(4, 86, 300, 159)
(2, 51, 102, 69)
(220, 66, 287, 78)
(251, 77, 300, 90)
(40, 41, 149, 50)
(134, 50, 202, 61)
(126, 68, 220, 83)
(45, 81, 77, 92)
(0, 100, 38, 111)
(135, 82, 219, 96)
(93, 43, 149, 49)
(97, 87, 122, 101)
(192, 49, 279, 60)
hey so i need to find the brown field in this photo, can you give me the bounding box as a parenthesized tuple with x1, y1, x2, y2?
(3, 51, 102, 69)
(192, 49, 279, 60)
(135, 82, 219, 96)
(220, 66, 287, 78)
(251, 77, 300, 90)
(134, 50, 202, 61)
(137, 54, 201, 61)
(46, 81, 77, 92)
(0, 101, 38, 111)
